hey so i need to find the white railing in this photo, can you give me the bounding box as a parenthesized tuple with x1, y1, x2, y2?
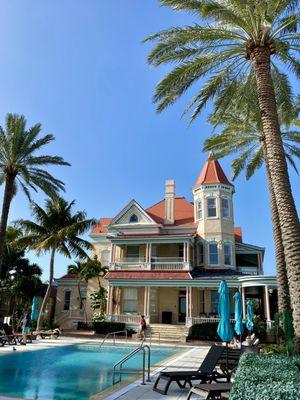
(151, 262, 187, 270)
(189, 317, 235, 325)
(107, 314, 141, 324)
(115, 257, 147, 263)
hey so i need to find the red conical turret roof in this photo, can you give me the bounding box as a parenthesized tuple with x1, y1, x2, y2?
(194, 154, 234, 189)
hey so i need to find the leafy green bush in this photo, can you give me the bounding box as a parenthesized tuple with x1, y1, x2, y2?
(261, 344, 287, 355)
(188, 322, 222, 340)
(93, 321, 126, 334)
(230, 353, 300, 400)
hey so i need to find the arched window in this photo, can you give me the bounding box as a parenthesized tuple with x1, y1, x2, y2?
(208, 242, 219, 265)
(129, 214, 138, 223)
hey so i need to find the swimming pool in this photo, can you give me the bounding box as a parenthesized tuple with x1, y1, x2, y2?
(0, 343, 179, 399)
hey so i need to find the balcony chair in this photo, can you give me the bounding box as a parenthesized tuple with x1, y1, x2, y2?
(153, 345, 225, 395)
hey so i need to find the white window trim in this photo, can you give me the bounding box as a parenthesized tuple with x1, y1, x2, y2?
(206, 196, 218, 219)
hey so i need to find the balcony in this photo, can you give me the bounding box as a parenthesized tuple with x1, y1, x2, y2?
(110, 257, 190, 271)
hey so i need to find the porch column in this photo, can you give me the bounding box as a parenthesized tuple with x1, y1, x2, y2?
(264, 286, 271, 321)
(110, 244, 115, 263)
(186, 286, 190, 318)
(241, 287, 246, 319)
(183, 242, 187, 262)
(149, 243, 152, 263)
(144, 286, 150, 323)
(106, 285, 113, 316)
(187, 243, 190, 264)
(189, 287, 192, 318)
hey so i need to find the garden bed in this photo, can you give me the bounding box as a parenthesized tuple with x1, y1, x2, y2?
(230, 353, 300, 400)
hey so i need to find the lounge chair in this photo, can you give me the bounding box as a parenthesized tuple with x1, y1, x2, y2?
(33, 329, 60, 339)
(187, 382, 232, 399)
(153, 345, 225, 395)
(2, 323, 18, 345)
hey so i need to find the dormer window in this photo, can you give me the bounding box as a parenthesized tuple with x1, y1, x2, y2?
(207, 197, 217, 218)
(129, 214, 138, 223)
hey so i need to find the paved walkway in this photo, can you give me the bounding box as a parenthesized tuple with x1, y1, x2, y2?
(100, 346, 210, 400)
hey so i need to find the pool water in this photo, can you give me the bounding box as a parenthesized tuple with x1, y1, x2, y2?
(0, 344, 179, 399)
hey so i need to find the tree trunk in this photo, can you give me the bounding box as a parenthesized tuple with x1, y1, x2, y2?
(251, 47, 300, 352)
(262, 143, 290, 312)
(0, 175, 16, 279)
(36, 248, 55, 331)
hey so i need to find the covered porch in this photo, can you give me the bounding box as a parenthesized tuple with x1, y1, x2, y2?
(105, 274, 278, 328)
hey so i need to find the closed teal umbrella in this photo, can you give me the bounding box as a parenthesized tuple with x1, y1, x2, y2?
(233, 291, 244, 336)
(246, 299, 254, 332)
(217, 280, 234, 342)
(217, 280, 234, 381)
(31, 296, 39, 321)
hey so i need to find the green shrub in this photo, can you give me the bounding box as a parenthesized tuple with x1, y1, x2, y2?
(188, 322, 222, 340)
(93, 321, 126, 334)
(261, 344, 287, 355)
(230, 353, 300, 400)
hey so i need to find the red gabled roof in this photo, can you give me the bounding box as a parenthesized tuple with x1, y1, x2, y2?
(91, 217, 113, 234)
(106, 271, 191, 280)
(146, 197, 195, 226)
(234, 227, 243, 243)
(57, 273, 79, 280)
(194, 155, 233, 189)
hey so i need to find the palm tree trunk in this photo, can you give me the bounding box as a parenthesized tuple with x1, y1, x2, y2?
(37, 248, 55, 331)
(251, 47, 300, 352)
(262, 143, 291, 312)
(0, 174, 15, 279)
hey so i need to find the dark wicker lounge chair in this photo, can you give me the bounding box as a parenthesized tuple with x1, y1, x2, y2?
(187, 382, 232, 399)
(2, 323, 18, 345)
(153, 345, 225, 395)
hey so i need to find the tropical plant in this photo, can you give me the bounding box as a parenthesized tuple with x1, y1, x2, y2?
(145, 0, 300, 352)
(203, 88, 300, 315)
(0, 113, 70, 278)
(17, 197, 96, 330)
(67, 256, 107, 323)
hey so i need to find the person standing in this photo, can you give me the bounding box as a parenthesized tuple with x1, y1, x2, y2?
(21, 309, 31, 345)
(140, 315, 147, 341)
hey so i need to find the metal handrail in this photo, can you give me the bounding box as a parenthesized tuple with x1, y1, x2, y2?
(112, 342, 151, 385)
(148, 331, 161, 345)
(99, 330, 128, 348)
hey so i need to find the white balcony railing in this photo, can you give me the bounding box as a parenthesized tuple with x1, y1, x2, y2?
(107, 314, 141, 324)
(110, 257, 190, 271)
(187, 316, 235, 326)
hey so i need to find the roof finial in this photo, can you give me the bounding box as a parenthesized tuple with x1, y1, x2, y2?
(208, 150, 214, 159)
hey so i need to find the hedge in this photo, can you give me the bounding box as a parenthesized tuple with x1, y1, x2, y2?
(230, 353, 300, 400)
(93, 321, 126, 334)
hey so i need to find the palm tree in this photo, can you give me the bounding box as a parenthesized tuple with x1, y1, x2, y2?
(0, 113, 70, 278)
(68, 256, 107, 323)
(204, 89, 300, 315)
(17, 197, 96, 330)
(145, 0, 300, 352)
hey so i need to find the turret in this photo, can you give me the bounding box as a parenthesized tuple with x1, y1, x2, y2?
(193, 154, 235, 269)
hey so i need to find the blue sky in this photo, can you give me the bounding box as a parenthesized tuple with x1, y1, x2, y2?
(0, 1, 299, 280)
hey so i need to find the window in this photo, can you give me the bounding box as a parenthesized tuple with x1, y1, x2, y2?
(80, 288, 87, 309)
(64, 290, 71, 310)
(126, 246, 139, 260)
(199, 290, 205, 314)
(207, 198, 217, 217)
(129, 214, 138, 223)
(224, 243, 232, 266)
(196, 200, 203, 220)
(123, 288, 138, 313)
(197, 242, 204, 265)
(210, 290, 219, 315)
(221, 198, 230, 218)
(209, 243, 219, 265)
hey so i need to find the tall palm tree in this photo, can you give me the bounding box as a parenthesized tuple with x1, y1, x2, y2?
(68, 256, 107, 323)
(17, 197, 96, 330)
(145, 0, 300, 352)
(204, 89, 300, 315)
(0, 113, 70, 278)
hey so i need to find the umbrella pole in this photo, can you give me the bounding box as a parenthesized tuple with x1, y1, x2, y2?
(226, 342, 229, 382)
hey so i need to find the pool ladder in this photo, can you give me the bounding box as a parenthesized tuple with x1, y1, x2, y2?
(99, 330, 128, 348)
(112, 341, 151, 385)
